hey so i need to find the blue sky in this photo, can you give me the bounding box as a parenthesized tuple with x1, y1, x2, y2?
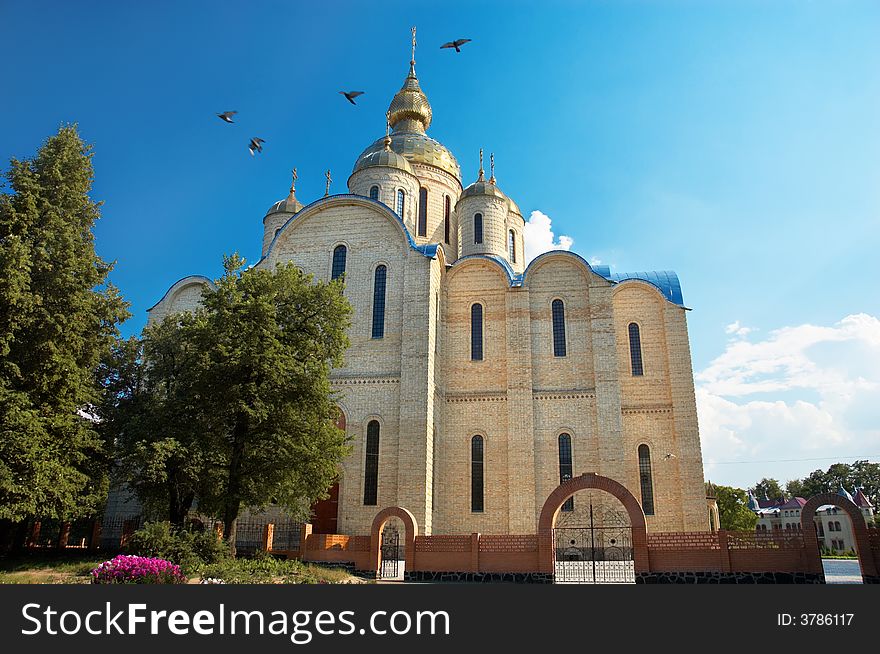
(2, 0, 879, 489)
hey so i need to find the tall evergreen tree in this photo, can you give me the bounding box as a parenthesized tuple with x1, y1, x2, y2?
(0, 125, 129, 529)
(193, 255, 352, 548)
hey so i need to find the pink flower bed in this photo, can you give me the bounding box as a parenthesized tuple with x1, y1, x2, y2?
(91, 555, 187, 584)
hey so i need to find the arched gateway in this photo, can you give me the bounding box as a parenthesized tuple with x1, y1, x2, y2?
(537, 473, 649, 579)
(369, 506, 418, 579)
(800, 493, 878, 583)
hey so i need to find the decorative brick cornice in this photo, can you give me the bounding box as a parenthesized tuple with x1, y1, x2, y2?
(445, 393, 507, 404)
(533, 389, 596, 401)
(331, 376, 400, 386)
(621, 405, 673, 415)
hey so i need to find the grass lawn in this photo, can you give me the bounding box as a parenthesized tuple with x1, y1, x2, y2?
(0, 551, 104, 584)
(0, 550, 368, 584)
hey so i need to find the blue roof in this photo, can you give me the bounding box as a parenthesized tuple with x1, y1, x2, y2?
(609, 270, 684, 306)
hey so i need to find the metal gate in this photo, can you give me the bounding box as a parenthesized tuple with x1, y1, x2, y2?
(553, 500, 635, 583)
(379, 532, 400, 579)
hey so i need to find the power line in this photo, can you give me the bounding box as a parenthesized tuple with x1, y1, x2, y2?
(705, 454, 880, 466)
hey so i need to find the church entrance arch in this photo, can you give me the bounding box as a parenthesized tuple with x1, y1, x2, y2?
(538, 473, 648, 583)
(800, 493, 877, 584)
(369, 507, 417, 581)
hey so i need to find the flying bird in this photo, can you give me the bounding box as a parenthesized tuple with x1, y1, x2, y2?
(440, 38, 471, 53)
(217, 111, 237, 123)
(248, 137, 265, 156)
(339, 90, 364, 105)
(663, 453, 677, 460)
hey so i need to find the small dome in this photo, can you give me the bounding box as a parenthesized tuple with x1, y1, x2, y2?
(265, 196, 304, 216)
(388, 63, 432, 132)
(459, 179, 508, 203)
(507, 196, 523, 217)
(352, 145, 414, 175)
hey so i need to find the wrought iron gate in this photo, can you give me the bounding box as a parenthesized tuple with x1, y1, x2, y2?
(553, 501, 635, 583)
(380, 532, 400, 579)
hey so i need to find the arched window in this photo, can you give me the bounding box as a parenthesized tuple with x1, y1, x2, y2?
(372, 265, 387, 339)
(508, 230, 516, 263)
(396, 189, 405, 217)
(471, 303, 483, 361)
(474, 213, 483, 244)
(471, 435, 484, 512)
(628, 322, 644, 376)
(638, 444, 655, 515)
(418, 187, 428, 237)
(363, 420, 380, 505)
(444, 196, 450, 244)
(552, 299, 566, 357)
(369, 185, 379, 201)
(559, 433, 574, 512)
(331, 245, 347, 281)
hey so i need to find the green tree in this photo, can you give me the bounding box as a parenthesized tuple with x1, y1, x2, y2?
(0, 126, 129, 531)
(751, 478, 784, 502)
(785, 461, 880, 504)
(103, 255, 352, 549)
(714, 485, 758, 531)
(193, 255, 352, 548)
(98, 324, 207, 525)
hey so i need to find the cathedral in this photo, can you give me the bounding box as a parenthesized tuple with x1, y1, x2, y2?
(147, 48, 709, 537)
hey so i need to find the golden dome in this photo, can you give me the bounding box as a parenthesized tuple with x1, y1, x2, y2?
(507, 196, 523, 217)
(354, 62, 461, 182)
(388, 63, 432, 131)
(352, 143, 414, 175)
(460, 179, 507, 203)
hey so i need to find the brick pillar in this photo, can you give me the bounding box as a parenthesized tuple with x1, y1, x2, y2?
(262, 523, 275, 552)
(57, 522, 71, 550)
(471, 533, 480, 572)
(29, 521, 41, 548)
(299, 523, 313, 558)
(719, 531, 732, 573)
(89, 520, 102, 550)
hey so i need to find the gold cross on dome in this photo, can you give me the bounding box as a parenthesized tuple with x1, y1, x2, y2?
(290, 167, 297, 194)
(411, 26, 417, 64)
(324, 169, 332, 196)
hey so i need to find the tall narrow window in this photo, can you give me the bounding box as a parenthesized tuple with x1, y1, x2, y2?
(369, 185, 379, 201)
(331, 245, 347, 281)
(628, 322, 644, 376)
(559, 433, 574, 511)
(444, 196, 450, 244)
(396, 189, 405, 217)
(470, 303, 483, 361)
(471, 435, 484, 512)
(638, 444, 655, 515)
(508, 230, 516, 263)
(418, 187, 428, 237)
(552, 299, 566, 357)
(474, 213, 483, 244)
(371, 265, 387, 339)
(363, 421, 380, 505)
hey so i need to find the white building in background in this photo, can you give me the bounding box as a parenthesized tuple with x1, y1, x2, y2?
(748, 487, 875, 554)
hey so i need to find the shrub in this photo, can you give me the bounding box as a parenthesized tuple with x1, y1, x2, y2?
(92, 555, 186, 584)
(125, 522, 228, 573)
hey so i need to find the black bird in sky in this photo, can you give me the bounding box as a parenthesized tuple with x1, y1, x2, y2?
(440, 39, 471, 53)
(248, 137, 265, 156)
(217, 110, 237, 123)
(339, 90, 364, 105)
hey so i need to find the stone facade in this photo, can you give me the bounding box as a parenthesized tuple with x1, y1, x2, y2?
(146, 60, 709, 537)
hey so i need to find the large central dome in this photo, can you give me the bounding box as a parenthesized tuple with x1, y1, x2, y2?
(353, 62, 461, 182)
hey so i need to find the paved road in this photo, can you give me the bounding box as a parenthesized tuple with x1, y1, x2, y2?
(822, 558, 862, 584)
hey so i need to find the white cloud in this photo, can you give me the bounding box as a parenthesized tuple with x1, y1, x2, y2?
(589, 256, 602, 266)
(696, 314, 880, 488)
(523, 210, 573, 264)
(724, 320, 754, 338)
